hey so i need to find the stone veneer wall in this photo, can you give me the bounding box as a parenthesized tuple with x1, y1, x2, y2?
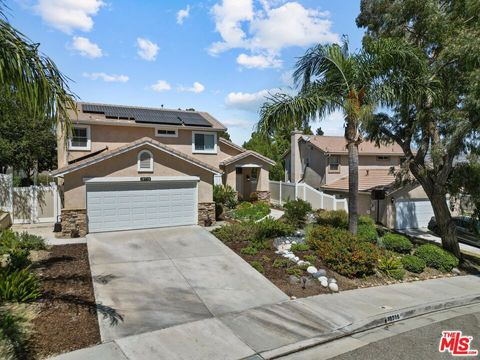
(198, 202, 215, 226)
(60, 208, 88, 238)
(256, 191, 271, 202)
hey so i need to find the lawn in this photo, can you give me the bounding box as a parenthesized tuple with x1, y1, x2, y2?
(212, 201, 473, 299)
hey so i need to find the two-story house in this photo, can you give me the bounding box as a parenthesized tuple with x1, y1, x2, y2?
(284, 131, 434, 229)
(52, 102, 274, 236)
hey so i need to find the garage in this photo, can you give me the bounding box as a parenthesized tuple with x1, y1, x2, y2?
(395, 199, 434, 229)
(86, 177, 198, 233)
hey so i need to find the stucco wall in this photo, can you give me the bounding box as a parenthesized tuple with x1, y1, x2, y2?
(63, 145, 214, 209)
(60, 124, 242, 168)
(224, 155, 270, 197)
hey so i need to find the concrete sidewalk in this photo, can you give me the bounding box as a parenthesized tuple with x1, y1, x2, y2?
(51, 275, 480, 360)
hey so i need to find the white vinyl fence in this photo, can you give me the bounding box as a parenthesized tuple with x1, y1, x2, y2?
(0, 173, 61, 224)
(269, 181, 348, 212)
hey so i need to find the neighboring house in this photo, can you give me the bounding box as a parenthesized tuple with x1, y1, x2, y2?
(284, 131, 435, 230)
(52, 102, 274, 236)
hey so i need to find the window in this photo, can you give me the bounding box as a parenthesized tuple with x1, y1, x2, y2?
(137, 150, 153, 172)
(192, 132, 217, 153)
(69, 125, 91, 150)
(251, 168, 258, 181)
(156, 128, 177, 137)
(329, 155, 340, 172)
(377, 156, 390, 161)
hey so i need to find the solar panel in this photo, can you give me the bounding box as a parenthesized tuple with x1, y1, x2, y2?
(81, 104, 212, 127)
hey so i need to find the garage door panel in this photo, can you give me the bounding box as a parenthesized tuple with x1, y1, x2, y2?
(86, 180, 197, 233)
(395, 199, 434, 230)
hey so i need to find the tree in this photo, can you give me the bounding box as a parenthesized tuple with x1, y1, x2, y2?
(315, 127, 324, 136)
(257, 41, 376, 234)
(0, 89, 56, 180)
(0, 3, 75, 129)
(218, 131, 231, 141)
(357, 0, 480, 258)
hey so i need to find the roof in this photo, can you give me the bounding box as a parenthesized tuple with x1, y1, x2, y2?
(321, 168, 396, 192)
(218, 137, 246, 153)
(68, 102, 227, 130)
(220, 150, 276, 166)
(51, 137, 222, 177)
(305, 136, 404, 155)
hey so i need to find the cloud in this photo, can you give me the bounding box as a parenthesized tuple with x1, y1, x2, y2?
(82, 72, 129, 82)
(33, 0, 105, 33)
(177, 5, 190, 24)
(318, 110, 345, 136)
(178, 82, 205, 93)
(236, 53, 281, 69)
(136, 38, 159, 61)
(70, 36, 103, 58)
(151, 80, 171, 92)
(225, 89, 273, 112)
(209, 1, 339, 68)
(221, 118, 254, 129)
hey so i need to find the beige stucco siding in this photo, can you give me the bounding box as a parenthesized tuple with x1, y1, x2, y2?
(61, 124, 241, 168)
(224, 155, 270, 197)
(62, 145, 214, 209)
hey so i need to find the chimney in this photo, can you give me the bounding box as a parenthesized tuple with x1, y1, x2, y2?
(291, 130, 303, 183)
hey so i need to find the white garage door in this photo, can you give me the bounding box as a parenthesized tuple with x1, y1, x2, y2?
(395, 199, 434, 229)
(86, 180, 197, 233)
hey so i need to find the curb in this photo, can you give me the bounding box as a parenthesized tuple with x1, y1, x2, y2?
(259, 293, 480, 359)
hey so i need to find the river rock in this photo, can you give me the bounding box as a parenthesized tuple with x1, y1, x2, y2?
(288, 275, 300, 284)
(329, 282, 339, 292)
(314, 269, 327, 277)
(452, 267, 461, 275)
(320, 279, 328, 287)
(329, 278, 337, 284)
(306, 266, 318, 274)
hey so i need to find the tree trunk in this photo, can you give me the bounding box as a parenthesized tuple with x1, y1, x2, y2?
(347, 141, 359, 234)
(430, 194, 461, 259)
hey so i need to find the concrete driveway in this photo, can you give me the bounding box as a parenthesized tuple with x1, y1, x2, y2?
(87, 226, 288, 342)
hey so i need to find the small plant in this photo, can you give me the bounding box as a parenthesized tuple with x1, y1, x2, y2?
(213, 184, 237, 209)
(17, 232, 47, 251)
(381, 233, 413, 254)
(303, 254, 317, 263)
(6, 249, 31, 270)
(415, 244, 459, 272)
(357, 223, 378, 244)
(262, 255, 271, 262)
(256, 217, 294, 239)
(401, 255, 426, 274)
(283, 199, 312, 227)
(306, 225, 355, 249)
(273, 258, 289, 268)
(0, 306, 35, 360)
(233, 202, 270, 221)
(296, 263, 310, 271)
(0, 230, 46, 254)
(212, 222, 258, 243)
(250, 261, 264, 273)
(0, 268, 41, 302)
(358, 216, 375, 226)
(286, 267, 303, 277)
(315, 210, 348, 229)
(378, 254, 405, 280)
(240, 246, 258, 255)
(290, 243, 310, 252)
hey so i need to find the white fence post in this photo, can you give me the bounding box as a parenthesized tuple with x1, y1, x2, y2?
(279, 182, 283, 206)
(294, 183, 298, 200)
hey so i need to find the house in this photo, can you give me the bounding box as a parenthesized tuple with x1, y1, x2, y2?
(284, 131, 435, 230)
(52, 102, 274, 236)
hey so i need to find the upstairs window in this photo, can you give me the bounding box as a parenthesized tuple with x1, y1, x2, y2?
(193, 132, 217, 153)
(329, 155, 340, 172)
(156, 128, 177, 137)
(137, 150, 154, 172)
(69, 125, 91, 150)
(377, 156, 390, 161)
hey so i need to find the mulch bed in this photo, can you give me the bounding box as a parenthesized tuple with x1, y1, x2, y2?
(29, 244, 101, 359)
(225, 239, 464, 299)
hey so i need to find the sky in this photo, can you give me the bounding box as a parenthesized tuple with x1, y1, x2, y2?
(9, 0, 364, 145)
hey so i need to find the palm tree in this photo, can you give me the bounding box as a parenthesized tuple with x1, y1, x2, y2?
(0, 3, 75, 127)
(258, 41, 374, 234)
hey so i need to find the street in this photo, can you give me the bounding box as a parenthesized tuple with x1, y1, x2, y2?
(279, 304, 480, 360)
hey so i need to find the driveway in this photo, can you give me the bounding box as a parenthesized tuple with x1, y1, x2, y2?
(87, 226, 288, 342)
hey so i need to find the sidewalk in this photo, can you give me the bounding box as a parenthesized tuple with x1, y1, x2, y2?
(51, 275, 480, 360)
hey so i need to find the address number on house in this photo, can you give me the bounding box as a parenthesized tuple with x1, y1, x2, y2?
(140, 177, 151, 182)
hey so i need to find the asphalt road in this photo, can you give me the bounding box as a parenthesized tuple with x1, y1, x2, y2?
(332, 311, 480, 360)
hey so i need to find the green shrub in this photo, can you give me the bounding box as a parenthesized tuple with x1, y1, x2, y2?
(378, 255, 405, 280)
(303, 254, 317, 263)
(290, 243, 310, 252)
(286, 267, 303, 277)
(233, 202, 270, 221)
(17, 232, 46, 251)
(0, 306, 34, 360)
(7, 249, 31, 270)
(213, 184, 237, 209)
(308, 226, 379, 278)
(357, 223, 378, 243)
(273, 258, 289, 268)
(401, 255, 426, 274)
(0, 230, 46, 254)
(415, 244, 459, 272)
(250, 261, 264, 273)
(240, 246, 258, 255)
(381, 233, 413, 254)
(296, 263, 310, 271)
(359, 216, 375, 226)
(0, 269, 41, 302)
(315, 210, 348, 229)
(212, 222, 258, 242)
(283, 199, 312, 227)
(256, 217, 294, 239)
(262, 255, 270, 262)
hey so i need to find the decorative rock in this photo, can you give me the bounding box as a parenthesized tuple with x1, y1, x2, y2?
(313, 269, 327, 278)
(320, 279, 328, 287)
(285, 240, 290, 244)
(285, 253, 295, 259)
(297, 260, 306, 266)
(288, 275, 300, 284)
(452, 268, 461, 275)
(318, 276, 328, 283)
(328, 278, 337, 284)
(291, 241, 297, 244)
(307, 266, 318, 274)
(329, 282, 339, 292)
